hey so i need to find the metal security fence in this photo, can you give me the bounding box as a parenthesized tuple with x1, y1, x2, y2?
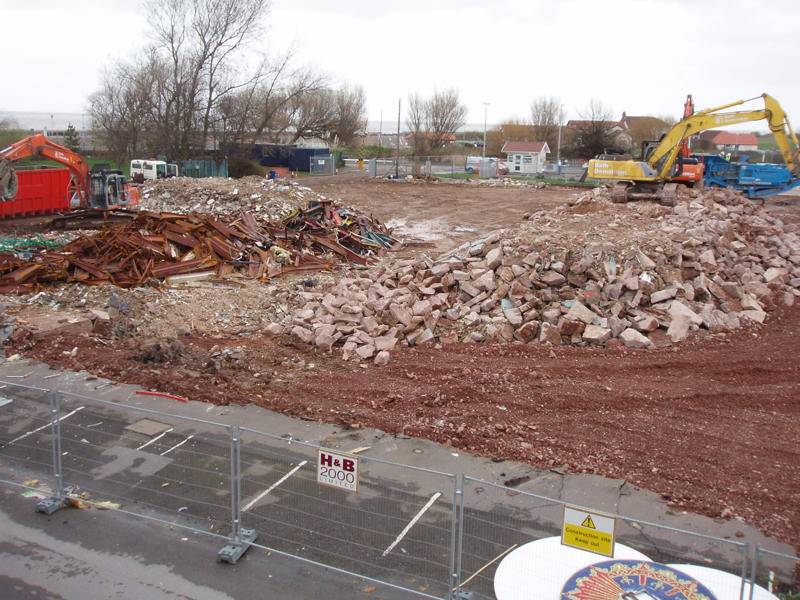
(309, 154, 335, 176)
(752, 547, 799, 598)
(238, 427, 457, 598)
(456, 476, 751, 600)
(0, 379, 794, 600)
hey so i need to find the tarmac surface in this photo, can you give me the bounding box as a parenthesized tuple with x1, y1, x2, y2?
(0, 358, 795, 598)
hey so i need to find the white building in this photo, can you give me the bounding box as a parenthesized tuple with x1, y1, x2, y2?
(501, 141, 550, 175)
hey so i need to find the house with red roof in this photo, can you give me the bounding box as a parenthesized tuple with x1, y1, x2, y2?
(711, 132, 759, 152)
(501, 141, 550, 174)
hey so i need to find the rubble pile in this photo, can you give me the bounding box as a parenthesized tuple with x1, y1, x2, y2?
(140, 176, 319, 218)
(0, 200, 397, 293)
(280, 187, 799, 363)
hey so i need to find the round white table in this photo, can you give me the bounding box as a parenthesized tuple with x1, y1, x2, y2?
(493, 536, 651, 600)
(668, 564, 780, 600)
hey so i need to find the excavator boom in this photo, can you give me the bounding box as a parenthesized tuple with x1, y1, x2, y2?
(0, 133, 89, 203)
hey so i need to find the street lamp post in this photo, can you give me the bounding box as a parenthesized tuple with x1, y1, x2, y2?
(482, 102, 490, 176)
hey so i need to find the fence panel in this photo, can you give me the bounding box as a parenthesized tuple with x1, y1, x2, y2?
(752, 547, 799, 599)
(0, 382, 55, 489)
(239, 427, 456, 599)
(458, 476, 750, 600)
(52, 390, 233, 540)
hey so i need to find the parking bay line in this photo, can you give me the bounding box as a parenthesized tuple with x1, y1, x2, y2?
(381, 492, 442, 558)
(242, 460, 309, 512)
(159, 434, 194, 456)
(6, 406, 85, 446)
(136, 428, 174, 451)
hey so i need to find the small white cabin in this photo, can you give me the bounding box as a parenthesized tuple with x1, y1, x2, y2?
(501, 141, 550, 175)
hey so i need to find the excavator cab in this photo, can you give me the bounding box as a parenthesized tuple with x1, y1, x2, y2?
(89, 167, 134, 210)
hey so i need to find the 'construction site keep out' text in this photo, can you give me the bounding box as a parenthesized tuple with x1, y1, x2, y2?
(317, 449, 359, 493)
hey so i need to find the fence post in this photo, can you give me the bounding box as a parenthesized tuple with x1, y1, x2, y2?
(739, 543, 749, 600)
(449, 473, 470, 599)
(36, 390, 69, 515)
(749, 547, 759, 600)
(217, 424, 257, 564)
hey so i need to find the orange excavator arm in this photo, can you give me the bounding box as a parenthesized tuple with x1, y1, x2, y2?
(0, 133, 89, 203)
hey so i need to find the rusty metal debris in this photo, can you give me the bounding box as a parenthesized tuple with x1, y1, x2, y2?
(0, 199, 398, 293)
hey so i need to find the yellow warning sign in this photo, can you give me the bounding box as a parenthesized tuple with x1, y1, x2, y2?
(581, 515, 596, 529)
(562, 506, 616, 557)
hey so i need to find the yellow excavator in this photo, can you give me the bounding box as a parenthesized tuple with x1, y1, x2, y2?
(587, 93, 800, 205)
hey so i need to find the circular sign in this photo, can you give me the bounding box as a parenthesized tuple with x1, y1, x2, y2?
(560, 559, 718, 600)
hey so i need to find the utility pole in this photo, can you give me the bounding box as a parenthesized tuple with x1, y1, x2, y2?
(395, 98, 401, 179)
(379, 109, 383, 147)
(482, 102, 490, 176)
(556, 124, 562, 174)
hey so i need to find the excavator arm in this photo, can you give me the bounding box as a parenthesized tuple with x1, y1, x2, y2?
(646, 94, 800, 179)
(0, 133, 89, 202)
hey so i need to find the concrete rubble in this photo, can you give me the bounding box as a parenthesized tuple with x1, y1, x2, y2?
(279, 187, 800, 362)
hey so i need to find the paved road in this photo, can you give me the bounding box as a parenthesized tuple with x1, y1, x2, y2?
(0, 484, 410, 600)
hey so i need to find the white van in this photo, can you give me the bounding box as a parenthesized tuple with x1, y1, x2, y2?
(130, 160, 178, 183)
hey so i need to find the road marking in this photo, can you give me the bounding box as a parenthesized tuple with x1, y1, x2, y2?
(243, 461, 308, 512)
(381, 492, 442, 558)
(136, 427, 174, 451)
(6, 406, 85, 445)
(159, 434, 194, 456)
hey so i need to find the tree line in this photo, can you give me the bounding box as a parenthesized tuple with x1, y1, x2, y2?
(89, 0, 367, 166)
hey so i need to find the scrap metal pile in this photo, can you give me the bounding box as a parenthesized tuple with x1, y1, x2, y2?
(0, 199, 398, 294)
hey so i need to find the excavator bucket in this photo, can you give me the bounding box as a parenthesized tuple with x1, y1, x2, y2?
(0, 160, 19, 201)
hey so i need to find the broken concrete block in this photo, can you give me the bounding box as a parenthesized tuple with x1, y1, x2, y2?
(538, 322, 562, 344)
(503, 307, 523, 325)
(566, 301, 596, 324)
(632, 315, 659, 333)
(650, 287, 677, 304)
(473, 270, 496, 292)
(265, 323, 285, 336)
(374, 350, 390, 366)
(355, 344, 375, 359)
(291, 326, 314, 344)
(541, 271, 566, 286)
(763, 267, 788, 284)
(515, 321, 540, 342)
(620, 328, 652, 349)
(485, 247, 503, 270)
(740, 309, 766, 324)
(412, 299, 432, 316)
(636, 250, 656, 270)
(390, 304, 412, 327)
(666, 315, 691, 343)
(583, 325, 611, 344)
(668, 301, 703, 325)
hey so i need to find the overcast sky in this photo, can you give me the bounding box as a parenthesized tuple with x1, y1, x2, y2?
(2, 0, 798, 130)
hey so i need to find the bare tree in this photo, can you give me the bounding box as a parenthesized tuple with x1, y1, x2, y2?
(529, 95, 564, 150)
(569, 99, 619, 159)
(427, 88, 467, 151)
(331, 85, 367, 146)
(406, 88, 467, 156)
(0, 117, 24, 149)
(406, 93, 427, 155)
(141, 0, 269, 158)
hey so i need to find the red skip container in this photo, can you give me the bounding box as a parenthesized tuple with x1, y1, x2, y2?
(0, 168, 71, 219)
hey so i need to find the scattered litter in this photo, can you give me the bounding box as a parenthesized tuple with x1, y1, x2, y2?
(22, 479, 39, 487)
(177, 506, 188, 512)
(94, 500, 121, 510)
(0, 396, 12, 408)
